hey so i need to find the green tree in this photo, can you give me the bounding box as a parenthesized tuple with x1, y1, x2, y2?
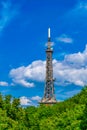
(80, 103, 87, 130)
(0, 93, 4, 109)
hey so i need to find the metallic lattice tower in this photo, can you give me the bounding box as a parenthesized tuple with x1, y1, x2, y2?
(40, 28, 57, 104)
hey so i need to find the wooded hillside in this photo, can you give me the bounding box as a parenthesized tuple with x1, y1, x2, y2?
(0, 87, 87, 130)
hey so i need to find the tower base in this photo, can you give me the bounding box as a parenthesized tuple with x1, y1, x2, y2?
(39, 97, 57, 105)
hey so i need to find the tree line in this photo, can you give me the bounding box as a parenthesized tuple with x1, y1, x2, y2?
(0, 87, 87, 129)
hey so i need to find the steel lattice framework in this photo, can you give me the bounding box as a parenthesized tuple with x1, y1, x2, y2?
(40, 28, 57, 104)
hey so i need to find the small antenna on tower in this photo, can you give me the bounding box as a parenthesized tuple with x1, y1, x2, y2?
(48, 28, 50, 38)
(48, 28, 51, 42)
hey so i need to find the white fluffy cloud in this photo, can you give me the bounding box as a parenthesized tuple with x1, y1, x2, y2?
(31, 96, 41, 101)
(20, 96, 41, 106)
(56, 34, 73, 43)
(9, 60, 45, 87)
(20, 96, 32, 106)
(9, 45, 87, 87)
(64, 45, 87, 67)
(53, 45, 87, 86)
(0, 81, 9, 86)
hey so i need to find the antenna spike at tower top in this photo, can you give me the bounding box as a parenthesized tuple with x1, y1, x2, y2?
(48, 28, 50, 38)
(48, 27, 51, 42)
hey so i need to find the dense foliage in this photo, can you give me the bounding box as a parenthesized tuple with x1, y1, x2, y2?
(0, 87, 87, 130)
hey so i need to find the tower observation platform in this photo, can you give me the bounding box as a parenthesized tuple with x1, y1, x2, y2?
(40, 28, 57, 105)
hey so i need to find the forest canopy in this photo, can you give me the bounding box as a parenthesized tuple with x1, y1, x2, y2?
(0, 87, 87, 129)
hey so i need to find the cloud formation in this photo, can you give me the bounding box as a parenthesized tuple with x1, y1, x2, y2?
(31, 96, 41, 101)
(0, 81, 9, 86)
(20, 96, 32, 106)
(0, 1, 18, 33)
(9, 45, 87, 87)
(20, 95, 41, 106)
(56, 34, 73, 43)
(9, 60, 45, 87)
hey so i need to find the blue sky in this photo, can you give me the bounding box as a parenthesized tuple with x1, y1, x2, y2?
(0, 0, 87, 106)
